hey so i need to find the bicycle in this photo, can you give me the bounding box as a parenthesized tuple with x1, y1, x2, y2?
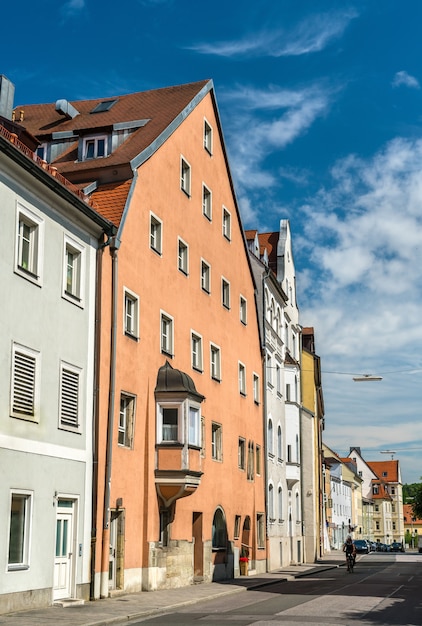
(346, 552, 355, 573)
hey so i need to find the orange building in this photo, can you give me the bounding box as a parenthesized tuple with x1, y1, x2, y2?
(20, 80, 267, 597)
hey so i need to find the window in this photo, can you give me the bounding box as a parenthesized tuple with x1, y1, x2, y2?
(222, 207, 231, 240)
(188, 405, 201, 447)
(64, 239, 83, 302)
(36, 143, 47, 161)
(296, 434, 300, 463)
(373, 485, 379, 495)
(256, 445, 261, 475)
(181, 157, 191, 196)
(16, 206, 43, 282)
(268, 484, 274, 521)
(160, 312, 174, 356)
(296, 492, 300, 520)
(158, 404, 180, 442)
(234, 515, 241, 539)
(178, 238, 188, 275)
(240, 296, 247, 325)
(287, 444, 292, 462)
(191, 332, 203, 371)
(210, 344, 221, 381)
(212, 508, 227, 549)
(150, 213, 162, 254)
(221, 278, 230, 309)
(278, 487, 283, 522)
(277, 426, 282, 461)
(253, 373, 260, 404)
(119, 393, 136, 447)
(247, 441, 254, 480)
(238, 438, 245, 469)
(238, 362, 246, 395)
(376, 521, 380, 531)
(276, 364, 281, 395)
(202, 184, 212, 220)
(8, 492, 32, 570)
(124, 289, 139, 338)
(201, 260, 211, 293)
(286, 383, 291, 401)
(391, 486, 396, 495)
(11, 343, 40, 422)
(204, 119, 213, 154)
(268, 419, 273, 455)
(257, 513, 265, 548)
(59, 362, 81, 430)
(211, 422, 222, 460)
(83, 135, 107, 160)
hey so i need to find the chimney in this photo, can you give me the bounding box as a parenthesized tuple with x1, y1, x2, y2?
(0, 75, 15, 120)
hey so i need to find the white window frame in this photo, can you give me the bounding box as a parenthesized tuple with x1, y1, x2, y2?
(7, 490, 33, 571)
(124, 288, 140, 339)
(240, 295, 247, 325)
(253, 372, 260, 404)
(201, 259, 211, 293)
(178, 237, 189, 275)
(222, 206, 231, 241)
(188, 403, 201, 447)
(82, 134, 107, 160)
(191, 331, 203, 372)
(211, 422, 222, 461)
(59, 361, 82, 432)
(204, 118, 213, 154)
(221, 277, 230, 309)
(210, 343, 221, 381)
(119, 392, 136, 448)
(238, 437, 246, 469)
(238, 361, 246, 396)
(15, 204, 44, 285)
(156, 401, 181, 443)
(10, 343, 40, 423)
(180, 156, 191, 196)
(160, 311, 174, 356)
(202, 184, 212, 221)
(150, 213, 163, 255)
(62, 234, 85, 306)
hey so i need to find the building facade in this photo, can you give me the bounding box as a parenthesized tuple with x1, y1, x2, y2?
(19, 79, 267, 597)
(0, 76, 114, 613)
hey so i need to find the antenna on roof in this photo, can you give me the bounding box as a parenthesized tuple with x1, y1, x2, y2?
(380, 450, 396, 460)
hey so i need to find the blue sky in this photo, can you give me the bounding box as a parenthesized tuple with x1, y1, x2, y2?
(2, 0, 422, 483)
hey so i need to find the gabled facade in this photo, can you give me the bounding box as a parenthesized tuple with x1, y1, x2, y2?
(366, 460, 404, 545)
(0, 75, 114, 613)
(348, 447, 377, 541)
(18, 79, 267, 596)
(245, 223, 304, 568)
(301, 327, 326, 560)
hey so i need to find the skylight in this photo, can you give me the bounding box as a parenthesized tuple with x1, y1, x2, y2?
(90, 99, 118, 114)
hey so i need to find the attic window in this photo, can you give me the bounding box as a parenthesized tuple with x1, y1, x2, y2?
(90, 99, 118, 114)
(82, 135, 107, 160)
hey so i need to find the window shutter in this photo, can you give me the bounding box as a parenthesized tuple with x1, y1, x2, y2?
(61, 368, 79, 427)
(13, 352, 36, 415)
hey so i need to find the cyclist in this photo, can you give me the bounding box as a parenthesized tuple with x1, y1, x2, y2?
(343, 536, 356, 572)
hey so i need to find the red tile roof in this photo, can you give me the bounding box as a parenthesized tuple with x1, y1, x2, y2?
(17, 80, 211, 177)
(91, 180, 132, 225)
(403, 504, 422, 525)
(367, 460, 399, 483)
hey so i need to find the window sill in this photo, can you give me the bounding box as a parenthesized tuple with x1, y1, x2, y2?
(8, 564, 29, 572)
(125, 331, 139, 341)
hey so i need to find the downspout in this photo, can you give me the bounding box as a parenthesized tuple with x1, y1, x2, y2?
(100, 235, 120, 598)
(262, 269, 270, 573)
(90, 235, 105, 600)
(297, 325, 306, 563)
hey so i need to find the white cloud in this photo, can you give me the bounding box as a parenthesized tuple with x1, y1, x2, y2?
(222, 84, 333, 190)
(392, 71, 420, 89)
(188, 10, 357, 58)
(296, 137, 422, 482)
(61, 0, 85, 18)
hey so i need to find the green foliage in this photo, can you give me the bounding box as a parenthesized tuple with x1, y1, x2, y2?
(403, 482, 422, 504)
(411, 483, 422, 519)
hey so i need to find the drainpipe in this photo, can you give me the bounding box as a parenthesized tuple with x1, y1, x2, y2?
(262, 269, 270, 573)
(100, 235, 120, 598)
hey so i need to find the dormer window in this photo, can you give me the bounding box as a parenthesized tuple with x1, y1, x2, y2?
(82, 135, 107, 160)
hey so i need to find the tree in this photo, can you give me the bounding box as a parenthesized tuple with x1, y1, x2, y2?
(412, 482, 422, 519)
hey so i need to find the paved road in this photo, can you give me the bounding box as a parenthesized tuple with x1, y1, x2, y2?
(129, 553, 422, 626)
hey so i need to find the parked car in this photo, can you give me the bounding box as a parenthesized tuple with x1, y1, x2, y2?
(367, 541, 377, 552)
(354, 539, 370, 554)
(376, 542, 387, 552)
(390, 541, 404, 552)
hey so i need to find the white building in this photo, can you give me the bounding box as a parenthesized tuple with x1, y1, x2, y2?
(246, 219, 303, 568)
(0, 76, 114, 613)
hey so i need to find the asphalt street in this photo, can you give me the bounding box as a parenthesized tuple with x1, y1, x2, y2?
(129, 553, 422, 626)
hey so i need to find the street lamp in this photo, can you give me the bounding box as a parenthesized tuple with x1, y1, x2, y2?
(353, 374, 383, 382)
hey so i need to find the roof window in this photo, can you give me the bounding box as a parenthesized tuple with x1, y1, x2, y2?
(90, 99, 118, 114)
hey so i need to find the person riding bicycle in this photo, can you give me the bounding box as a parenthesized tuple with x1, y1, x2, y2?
(343, 536, 356, 570)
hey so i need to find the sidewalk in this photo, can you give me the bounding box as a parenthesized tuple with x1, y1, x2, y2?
(0, 552, 345, 626)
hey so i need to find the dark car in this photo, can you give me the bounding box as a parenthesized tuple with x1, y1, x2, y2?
(390, 541, 404, 552)
(376, 542, 387, 551)
(354, 539, 370, 554)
